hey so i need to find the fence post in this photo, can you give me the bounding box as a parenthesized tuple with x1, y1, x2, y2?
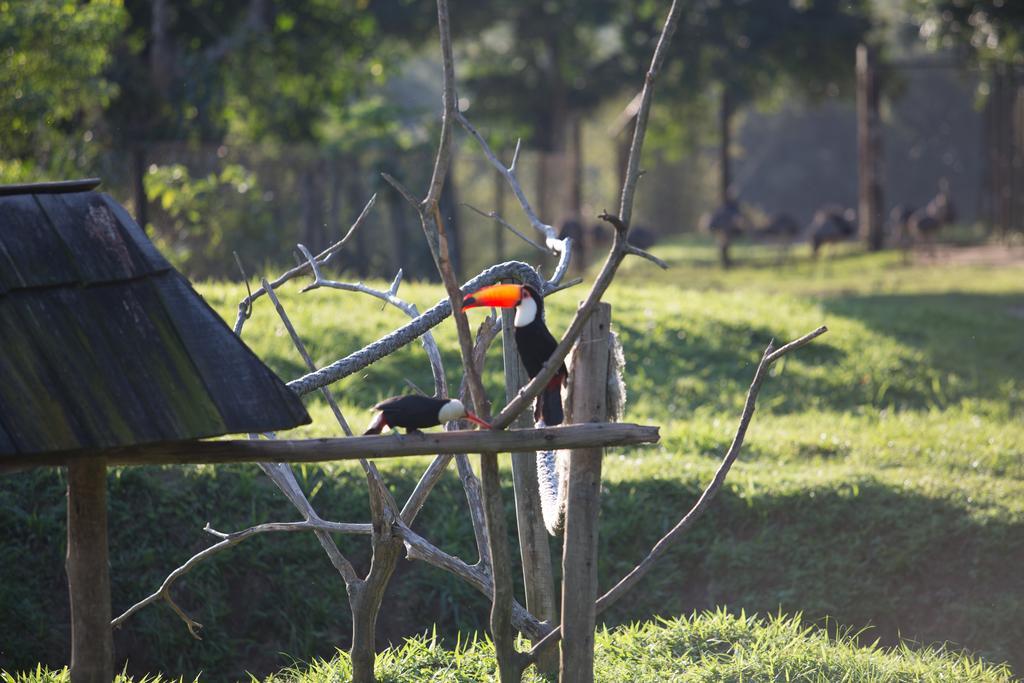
(857, 43, 885, 251)
(560, 303, 611, 683)
(67, 458, 113, 683)
(501, 299, 560, 675)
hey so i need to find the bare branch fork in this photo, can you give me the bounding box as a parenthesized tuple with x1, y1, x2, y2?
(528, 325, 829, 659)
(232, 192, 377, 334)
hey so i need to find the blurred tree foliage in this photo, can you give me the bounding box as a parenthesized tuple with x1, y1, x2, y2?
(2, 0, 885, 275)
(0, 0, 126, 181)
(911, 0, 1024, 66)
(459, 0, 632, 151)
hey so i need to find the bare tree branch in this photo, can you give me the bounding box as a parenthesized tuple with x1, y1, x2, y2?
(463, 203, 550, 254)
(258, 282, 363, 583)
(456, 110, 574, 289)
(381, 172, 420, 215)
(618, 0, 684, 227)
(422, 0, 457, 212)
(297, 245, 448, 395)
(396, 524, 547, 641)
(625, 243, 670, 269)
(263, 277, 353, 433)
(529, 326, 828, 659)
(452, 315, 503, 570)
(233, 193, 377, 334)
(455, 111, 563, 255)
(111, 517, 370, 633)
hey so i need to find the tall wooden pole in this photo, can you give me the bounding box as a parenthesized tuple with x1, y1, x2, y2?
(501, 305, 559, 675)
(66, 459, 113, 683)
(560, 303, 611, 683)
(856, 44, 885, 251)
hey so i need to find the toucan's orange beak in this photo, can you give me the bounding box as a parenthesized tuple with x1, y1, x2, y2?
(464, 412, 492, 429)
(463, 284, 523, 310)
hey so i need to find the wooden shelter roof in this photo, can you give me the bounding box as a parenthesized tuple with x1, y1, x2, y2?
(0, 179, 310, 458)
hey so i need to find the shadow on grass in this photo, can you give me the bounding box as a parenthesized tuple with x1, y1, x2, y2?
(613, 290, 1023, 418)
(2, 463, 1021, 679)
(820, 291, 1024, 410)
(599, 473, 1023, 674)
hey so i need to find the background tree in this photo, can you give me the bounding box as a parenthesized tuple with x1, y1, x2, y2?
(458, 0, 635, 222)
(633, 0, 875, 205)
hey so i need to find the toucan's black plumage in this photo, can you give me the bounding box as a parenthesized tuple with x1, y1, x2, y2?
(463, 284, 566, 425)
(363, 395, 489, 434)
(514, 287, 566, 425)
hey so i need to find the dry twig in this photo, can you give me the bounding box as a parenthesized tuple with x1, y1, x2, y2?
(232, 193, 377, 334)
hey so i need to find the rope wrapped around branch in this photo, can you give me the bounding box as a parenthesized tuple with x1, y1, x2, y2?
(287, 261, 547, 397)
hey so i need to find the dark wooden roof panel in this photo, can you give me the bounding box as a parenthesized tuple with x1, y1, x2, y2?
(154, 274, 310, 434)
(0, 298, 82, 451)
(0, 195, 79, 291)
(0, 186, 310, 457)
(99, 194, 171, 272)
(70, 280, 228, 444)
(35, 193, 155, 284)
(0, 417, 15, 454)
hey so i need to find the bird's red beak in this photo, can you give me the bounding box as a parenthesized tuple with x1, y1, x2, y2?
(464, 412, 492, 429)
(463, 284, 523, 310)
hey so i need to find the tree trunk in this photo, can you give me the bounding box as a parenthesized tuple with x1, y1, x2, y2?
(132, 145, 148, 230)
(502, 305, 559, 676)
(149, 0, 173, 100)
(856, 44, 884, 251)
(439, 169, 461, 279)
(494, 167, 506, 262)
(348, 585, 377, 683)
(481, 452, 526, 682)
(569, 114, 583, 222)
(348, 464, 406, 683)
(347, 171, 370, 278)
(387, 185, 409, 275)
(347, 536, 403, 683)
(67, 459, 113, 683)
(301, 163, 324, 255)
(719, 87, 732, 206)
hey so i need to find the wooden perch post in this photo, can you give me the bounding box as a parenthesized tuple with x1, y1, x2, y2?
(66, 459, 113, 683)
(560, 303, 612, 683)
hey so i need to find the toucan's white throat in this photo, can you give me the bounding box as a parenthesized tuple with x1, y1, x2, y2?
(514, 296, 538, 327)
(438, 399, 467, 423)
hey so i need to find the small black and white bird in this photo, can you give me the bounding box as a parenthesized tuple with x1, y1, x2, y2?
(463, 283, 566, 425)
(364, 395, 490, 434)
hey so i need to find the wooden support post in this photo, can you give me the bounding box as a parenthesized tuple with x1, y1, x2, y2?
(560, 303, 611, 683)
(501, 306, 559, 675)
(856, 43, 884, 251)
(66, 458, 113, 683)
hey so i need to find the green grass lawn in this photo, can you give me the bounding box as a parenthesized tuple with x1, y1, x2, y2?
(2, 239, 1022, 680)
(3, 611, 1015, 682)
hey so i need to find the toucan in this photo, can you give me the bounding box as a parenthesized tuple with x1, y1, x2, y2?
(462, 283, 566, 425)
(364, 395, 491, 434)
